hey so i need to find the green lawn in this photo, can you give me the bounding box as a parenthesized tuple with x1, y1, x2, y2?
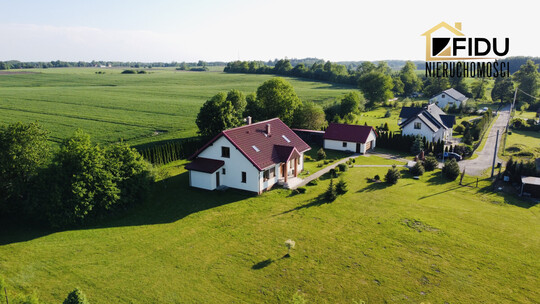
(0, 68, 359, 146)
(502, 129, 540, 161)
(1, 162, 538, 303)
(356, 107, 401, 131)
(301, 145, 354, 176)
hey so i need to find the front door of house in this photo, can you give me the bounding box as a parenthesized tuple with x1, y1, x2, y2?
(356, 143, 360, 153)
(216, 172, 220, 187)
(280, 163, 285, 178)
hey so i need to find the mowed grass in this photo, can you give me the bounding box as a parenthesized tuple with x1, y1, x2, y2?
(0, 68, 358, 145)
(0, 162, 538, 303)
(502, 129, 540, 161)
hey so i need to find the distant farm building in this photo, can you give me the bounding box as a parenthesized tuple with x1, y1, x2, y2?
(429, 88, 468, 109)
(323, 123, 376, 154)
(186, 118, 310, 193)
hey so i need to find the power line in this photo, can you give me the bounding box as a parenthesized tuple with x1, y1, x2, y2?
(517, 88, 540, 100)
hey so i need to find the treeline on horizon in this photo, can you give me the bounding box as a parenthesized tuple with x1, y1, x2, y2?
(2, 57, 538, 73)
(224, 56, 540, 84)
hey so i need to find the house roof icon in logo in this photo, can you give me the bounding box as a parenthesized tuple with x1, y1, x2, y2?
(421, 22, 464, 61)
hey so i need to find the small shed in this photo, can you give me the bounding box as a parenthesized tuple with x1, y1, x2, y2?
(520, 176, 540, 198)
(323, 123, 376, 154)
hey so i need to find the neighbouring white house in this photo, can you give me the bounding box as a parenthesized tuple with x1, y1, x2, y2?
(429, 88, 468, 109)
(323, 123, 377, 154)
(185, 118, 311, 194)
(398, 103, 455, 142)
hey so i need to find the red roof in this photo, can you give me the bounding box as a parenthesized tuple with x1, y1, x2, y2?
(323, 123, 376, 143)
(185, 158, 224, 173)
(190, 118, 311, 171)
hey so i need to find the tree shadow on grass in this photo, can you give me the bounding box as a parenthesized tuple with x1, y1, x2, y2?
(252, 258, 274, 270)
(0, 172, 252, 245)
(477, 182, 537, 209)
(357, 181, 391, 192)
(279, 193, 332, 214)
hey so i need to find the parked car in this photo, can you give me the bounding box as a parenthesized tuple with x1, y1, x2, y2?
(437, 152, 462, 161)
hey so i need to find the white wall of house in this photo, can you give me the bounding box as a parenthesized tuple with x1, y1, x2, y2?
(259, 163, 280, 191)
(430, 93, 465, 109)
(197, 136, 261, 193)
(362, 130, 377, 153)
(402, 118, 435, 142)
(324, 139, 356, 152)
(402, 118, 452, 142)
(324, 131, 377, 154)
(189, 170, 218, 190)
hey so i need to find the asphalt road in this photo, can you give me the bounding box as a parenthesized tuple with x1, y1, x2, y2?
(459, 105, 510, 176)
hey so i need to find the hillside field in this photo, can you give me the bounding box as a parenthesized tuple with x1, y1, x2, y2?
(0, 68, 358, 146)
(0, 159, 538, 303)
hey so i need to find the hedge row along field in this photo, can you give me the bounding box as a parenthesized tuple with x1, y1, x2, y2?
(136, 138, 203, 165)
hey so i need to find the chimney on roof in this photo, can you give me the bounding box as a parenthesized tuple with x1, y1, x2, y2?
(266, 123, 271, 136)
(245, 116, 252, 125)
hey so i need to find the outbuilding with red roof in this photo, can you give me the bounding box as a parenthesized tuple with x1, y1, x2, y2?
(323, 123, 377, 154)
(186, 118, 310, 193)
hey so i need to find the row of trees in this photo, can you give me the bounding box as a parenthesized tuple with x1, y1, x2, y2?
(0, 123, 152, 228)
(225, 60, 424, 106)
(137, 139, 203, 165)
(225, 58, 540, 111)
(0, 60, 225, 70)
(376, 131, 446, 154)
(196, 78, 329, 136)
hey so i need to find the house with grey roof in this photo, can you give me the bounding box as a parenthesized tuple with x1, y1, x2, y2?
(429, 88, 468, 109)
(398, 104, 455, 142)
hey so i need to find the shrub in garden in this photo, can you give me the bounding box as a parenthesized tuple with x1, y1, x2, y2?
(296, 187, 307, 194)
(374, 174, 380, 181)
(410, 135, 424, 155)
(325, 178, 337, 202)
(409, 162, 425, 176)
(317, 148, 326, 160)
(335, 178, 348, 194)
(307, 179, 318, 186)
(424, 155, 438, 171)
(384, 165, 401, 184)
(337, 163, 348, 172)
(442, 158, 460, 180)
(63, 288, 89, 304)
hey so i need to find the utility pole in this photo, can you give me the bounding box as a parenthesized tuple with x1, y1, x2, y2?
(502, 87, 518, 155)
(491, 129, 500, 178)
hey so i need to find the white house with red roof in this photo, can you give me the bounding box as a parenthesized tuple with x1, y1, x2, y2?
(323, 123, 377, 154)
(185, 118, 311, 193)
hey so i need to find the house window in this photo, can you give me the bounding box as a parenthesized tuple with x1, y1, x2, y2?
(241, 172, 247, 183)
(221, 146, 230, 158)
(414, 122, 421, 129)
(442, 94, 445, 98)
(222, 168, 226, 175)
(342, 142, 347, 147)
(263, 167, 275, 181)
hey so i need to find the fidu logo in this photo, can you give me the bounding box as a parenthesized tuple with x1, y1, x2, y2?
(422, 22, 510, 77)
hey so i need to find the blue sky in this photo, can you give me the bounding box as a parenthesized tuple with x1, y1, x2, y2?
(1, 0, 538, 62)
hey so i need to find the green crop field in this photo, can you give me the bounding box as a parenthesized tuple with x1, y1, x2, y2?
(0, 68, 358, 146)
(0, 159, 538, 303)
